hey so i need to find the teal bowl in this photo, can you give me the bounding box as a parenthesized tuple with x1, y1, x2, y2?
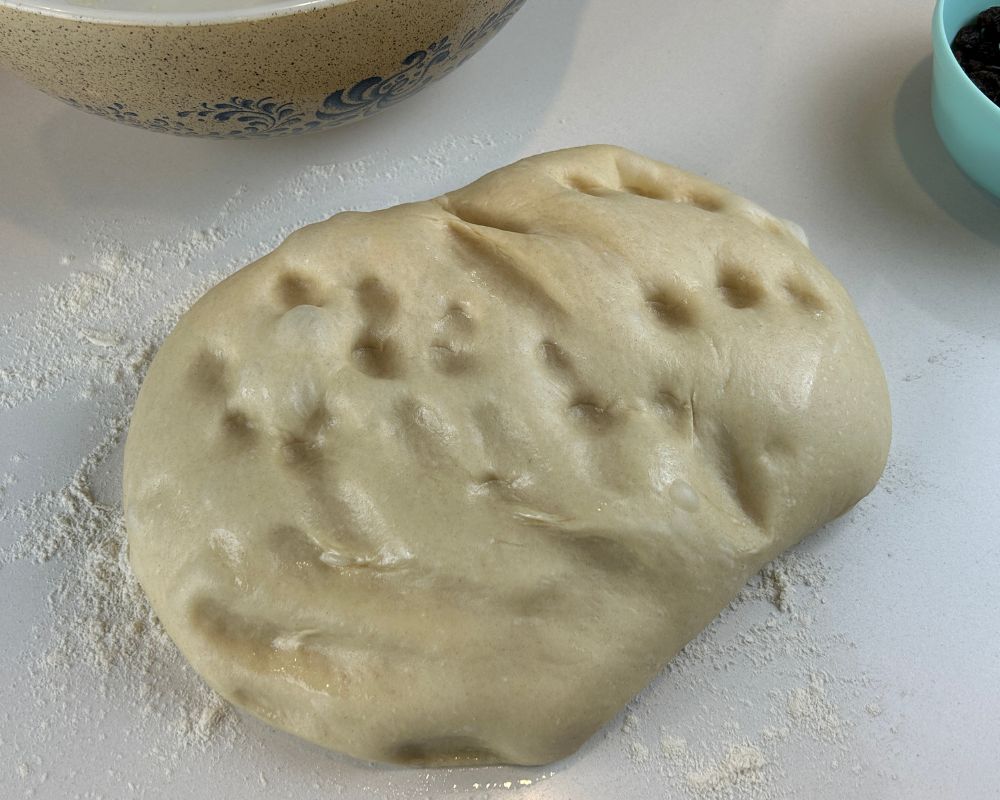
(932, 0, 1000, 197)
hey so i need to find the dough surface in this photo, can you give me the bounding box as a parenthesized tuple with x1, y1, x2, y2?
(123, 145, 891, 767)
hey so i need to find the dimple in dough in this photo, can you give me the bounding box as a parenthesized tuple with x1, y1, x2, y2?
(123, 145, 891, 767)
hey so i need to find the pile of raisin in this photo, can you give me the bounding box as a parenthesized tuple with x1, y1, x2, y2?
(952, 6, 1000, 106)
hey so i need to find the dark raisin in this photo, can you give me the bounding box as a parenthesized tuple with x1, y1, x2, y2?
(979, 6, 1000, 33)
(952, 27, 981, 55)
(971, 69, 1000, 98)
(951, 6, 1000, 106)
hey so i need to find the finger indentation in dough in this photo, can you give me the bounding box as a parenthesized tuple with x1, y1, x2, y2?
(684, 190, 725, 212)
(355, 277, 398, 325)
(612, 153, 671, 200)
(646, 285, 699, 328)
(280, 437, 324, 468)
(622, 182, 668, 201)
(471, 471, 503, 491)
(715, 429, 768, 527)
(436, 303, 475, 335)
(553, 529, 645, 575)
(298, 402, 332, 440)
(470, 472, 523, 503)
(221, 410, 255, 444)
(188, 597, 342, 696)
(277, 272, 322, 309)
(717, 263, 765, 309)
(189, 349, 228, 396)
(652, 388, 692, 435)
(429, 341, 474, 375)
(568, 395, 620, 432)
(565, 175, 613, 197)
(352, 334, 401, 379)
(783, 274, 829, 314)
(539, 340, 574, 374)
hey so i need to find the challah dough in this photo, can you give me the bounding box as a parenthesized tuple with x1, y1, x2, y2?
(123, 145, 891, 766)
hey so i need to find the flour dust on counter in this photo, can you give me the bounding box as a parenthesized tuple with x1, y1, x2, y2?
(0, 236, 247, 794)
(615, 541, 902, 799)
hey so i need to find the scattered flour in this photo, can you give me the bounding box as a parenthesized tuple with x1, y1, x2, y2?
(682, 743, 768, 798)
(0, 229, 245, 785)
(626, 740, 651, 765)
(613, 547, 892, 799)
(783, 671, 845, 742)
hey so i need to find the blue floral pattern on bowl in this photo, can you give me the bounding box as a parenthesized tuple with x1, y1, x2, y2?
(61, 0, 526, 138)
(177, 97, 310, 136)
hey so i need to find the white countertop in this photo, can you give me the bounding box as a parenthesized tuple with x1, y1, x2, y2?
(2, 1, 999, 798)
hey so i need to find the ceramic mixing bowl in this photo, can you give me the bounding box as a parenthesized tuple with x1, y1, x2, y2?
(932, 0, 1000, 198)
(0, 0, 526, 138)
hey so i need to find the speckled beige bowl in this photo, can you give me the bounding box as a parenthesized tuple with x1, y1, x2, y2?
(0, 0, 526, 137)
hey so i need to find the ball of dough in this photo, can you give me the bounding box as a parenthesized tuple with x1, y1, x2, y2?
(123, 145, 890, 767)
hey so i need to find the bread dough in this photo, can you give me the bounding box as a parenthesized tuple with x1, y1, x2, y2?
(123, 145, 891, 767)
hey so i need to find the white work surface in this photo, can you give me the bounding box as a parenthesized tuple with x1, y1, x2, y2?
(2, 1, 999, 798)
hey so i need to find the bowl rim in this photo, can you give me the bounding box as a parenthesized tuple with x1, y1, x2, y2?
(932, 0, 1000, 124)
(0, 0, 351, 26)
